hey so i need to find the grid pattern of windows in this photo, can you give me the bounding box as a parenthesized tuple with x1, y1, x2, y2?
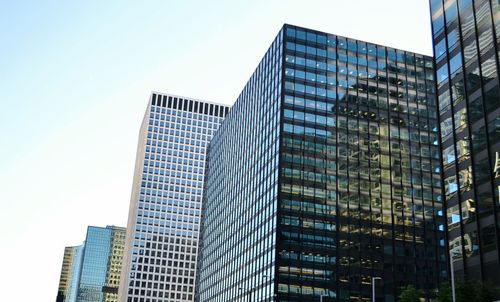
(68, 246, 84, 302)
(197, 24, 447, 302)
(430, 0, 500, 285)
(105, 229, 126, 302)
(57, 245, 84, 302)
(57, 246, 78, 302)
(197, 31, 282, 302)
(77, 226, 126, 302)
(119, 93, 229, 302)
(279, 25, 446, 302)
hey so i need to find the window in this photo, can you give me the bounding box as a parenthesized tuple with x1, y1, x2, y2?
(454, 107, 467, 131)
(437, 64, 449, 84)
(435, 39, 447, 59)
(445, 175, 458, 195)
(449, 52, 462, 75)
(441, 117, 453, 141)
(443, 145, 456, 165)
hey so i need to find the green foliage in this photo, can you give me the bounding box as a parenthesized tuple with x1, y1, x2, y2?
(436, 280, 499, 302)
(399, 285, 421, 302)
(436, 283, 451, 302)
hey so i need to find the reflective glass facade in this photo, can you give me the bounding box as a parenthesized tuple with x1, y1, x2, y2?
(57, 245, 83, 302)
(197, 32, 282, 302)
(430, 0, 500, 285)
(118, 93, 229, 302)
(197, 24, 447, 302)
(77, 226, 126, 302)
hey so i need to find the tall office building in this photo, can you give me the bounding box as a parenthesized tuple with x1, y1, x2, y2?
(118, 92, 229, 302)
(77, 226, 126, 302)
(56, 226, 125, 302)
(197, 24, 447, 301)
(429, 0, 500, 284)
(57, 245, 83, 302)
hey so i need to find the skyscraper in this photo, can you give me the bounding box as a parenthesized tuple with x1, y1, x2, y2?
(56, 245, 83, 302)
(197, 24, 447, 301)
(118, 92, 229, 302)
(56, 226, 125, 302)
(77, 226, 126, 302)
(429, 0, 500, 284)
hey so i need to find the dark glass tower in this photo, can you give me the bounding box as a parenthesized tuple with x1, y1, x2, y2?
(197, 24, 447, 302)
(429, 0, 500, 284)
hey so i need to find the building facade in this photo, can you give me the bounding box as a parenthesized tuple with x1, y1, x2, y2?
(429, 0, 500, 284)
(118, 93, 229, 302)
(57, 245, 83, 302)
(77, 226, 126, 302)
(56, 226, 124, 302)
(197, 24, 448, 302)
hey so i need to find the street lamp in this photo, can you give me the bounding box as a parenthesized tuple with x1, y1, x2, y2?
(372, 277, 382, 302)
(449, 249, 462, 302)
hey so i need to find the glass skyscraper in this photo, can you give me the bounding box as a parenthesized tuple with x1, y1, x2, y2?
(77, 226, 126, 302)
(118, 92, 229, 302)
(56, 226, 125, 302)
(429, 0, 500, 285)
(197, 24, 447, 301)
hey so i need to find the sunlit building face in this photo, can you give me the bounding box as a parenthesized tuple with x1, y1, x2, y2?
(118, 93, 229, 302)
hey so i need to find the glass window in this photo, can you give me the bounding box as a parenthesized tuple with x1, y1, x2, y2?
(469, 97, 483, 123)
(435, 39, 447, 59)
(296, 30, 306, 40)
(443, 145, 456, 165)
(447, 204, 461, 230)
(466, 66, 481, 92)
(451, 79, 465, 105)
(471, 125, 486, 151)
(474, 157, 490, 186)
(456, 138, 470, 161)
(481, 225, 498, 252)
(458, 0, 472, 10)
(441, 117, 453, 141)
(432, 10, 444, 35)
(454, 107, 467, 131)
(464, 230, 479, 257)
(449, 52, 462, 74)
(444, 0, 458, 25)
(485, 84, 500, 112)
(447, 28, 459, 48)
(439, 89, 451, 113)
(437, 64, 449, 84)
(458, 167, 473, 192)
(445, 175, 458, 195)
(488, 116, 500, 146)
(462, 38, 477, 67)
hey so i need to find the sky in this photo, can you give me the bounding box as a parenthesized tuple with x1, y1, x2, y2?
(0, 0, 433, 301)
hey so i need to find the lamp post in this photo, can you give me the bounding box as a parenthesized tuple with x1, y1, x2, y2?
(450, 249, 460, 302)
(372, 277, 382, 302)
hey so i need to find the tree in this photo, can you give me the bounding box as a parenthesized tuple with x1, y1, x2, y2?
(399, 285, 422, 302)
(436, 280, 499, 302)
(436, 283, 451, 302)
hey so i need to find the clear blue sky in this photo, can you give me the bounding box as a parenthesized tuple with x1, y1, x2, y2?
(0, 1, 432, 301)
